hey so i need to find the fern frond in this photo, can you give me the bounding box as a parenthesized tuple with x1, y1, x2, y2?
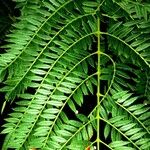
(1, 1, 101, 149)
(103, 90, 150, 149)
(107, 25, 150, 68)
(102, 0, 150, 68)
(1, 0, 150, 150)
(0, 0, 74, 101)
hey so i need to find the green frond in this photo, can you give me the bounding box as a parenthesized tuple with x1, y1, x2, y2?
(107, 22, 150, 68)
(1, 0, 150, 150)
(102, 90, 150, 149)
(0, 0, 99, 102)
(1, 0, 100, 149)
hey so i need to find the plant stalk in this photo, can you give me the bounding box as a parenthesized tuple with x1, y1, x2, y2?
(97, 17, 101, 150)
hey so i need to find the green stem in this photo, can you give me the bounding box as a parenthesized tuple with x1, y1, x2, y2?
(97, 17, 101, 150)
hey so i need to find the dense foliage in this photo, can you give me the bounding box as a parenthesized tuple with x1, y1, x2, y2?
(0, 0, 150, 150)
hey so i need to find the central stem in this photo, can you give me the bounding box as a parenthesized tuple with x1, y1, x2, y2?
(97, 17, 101, 150)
